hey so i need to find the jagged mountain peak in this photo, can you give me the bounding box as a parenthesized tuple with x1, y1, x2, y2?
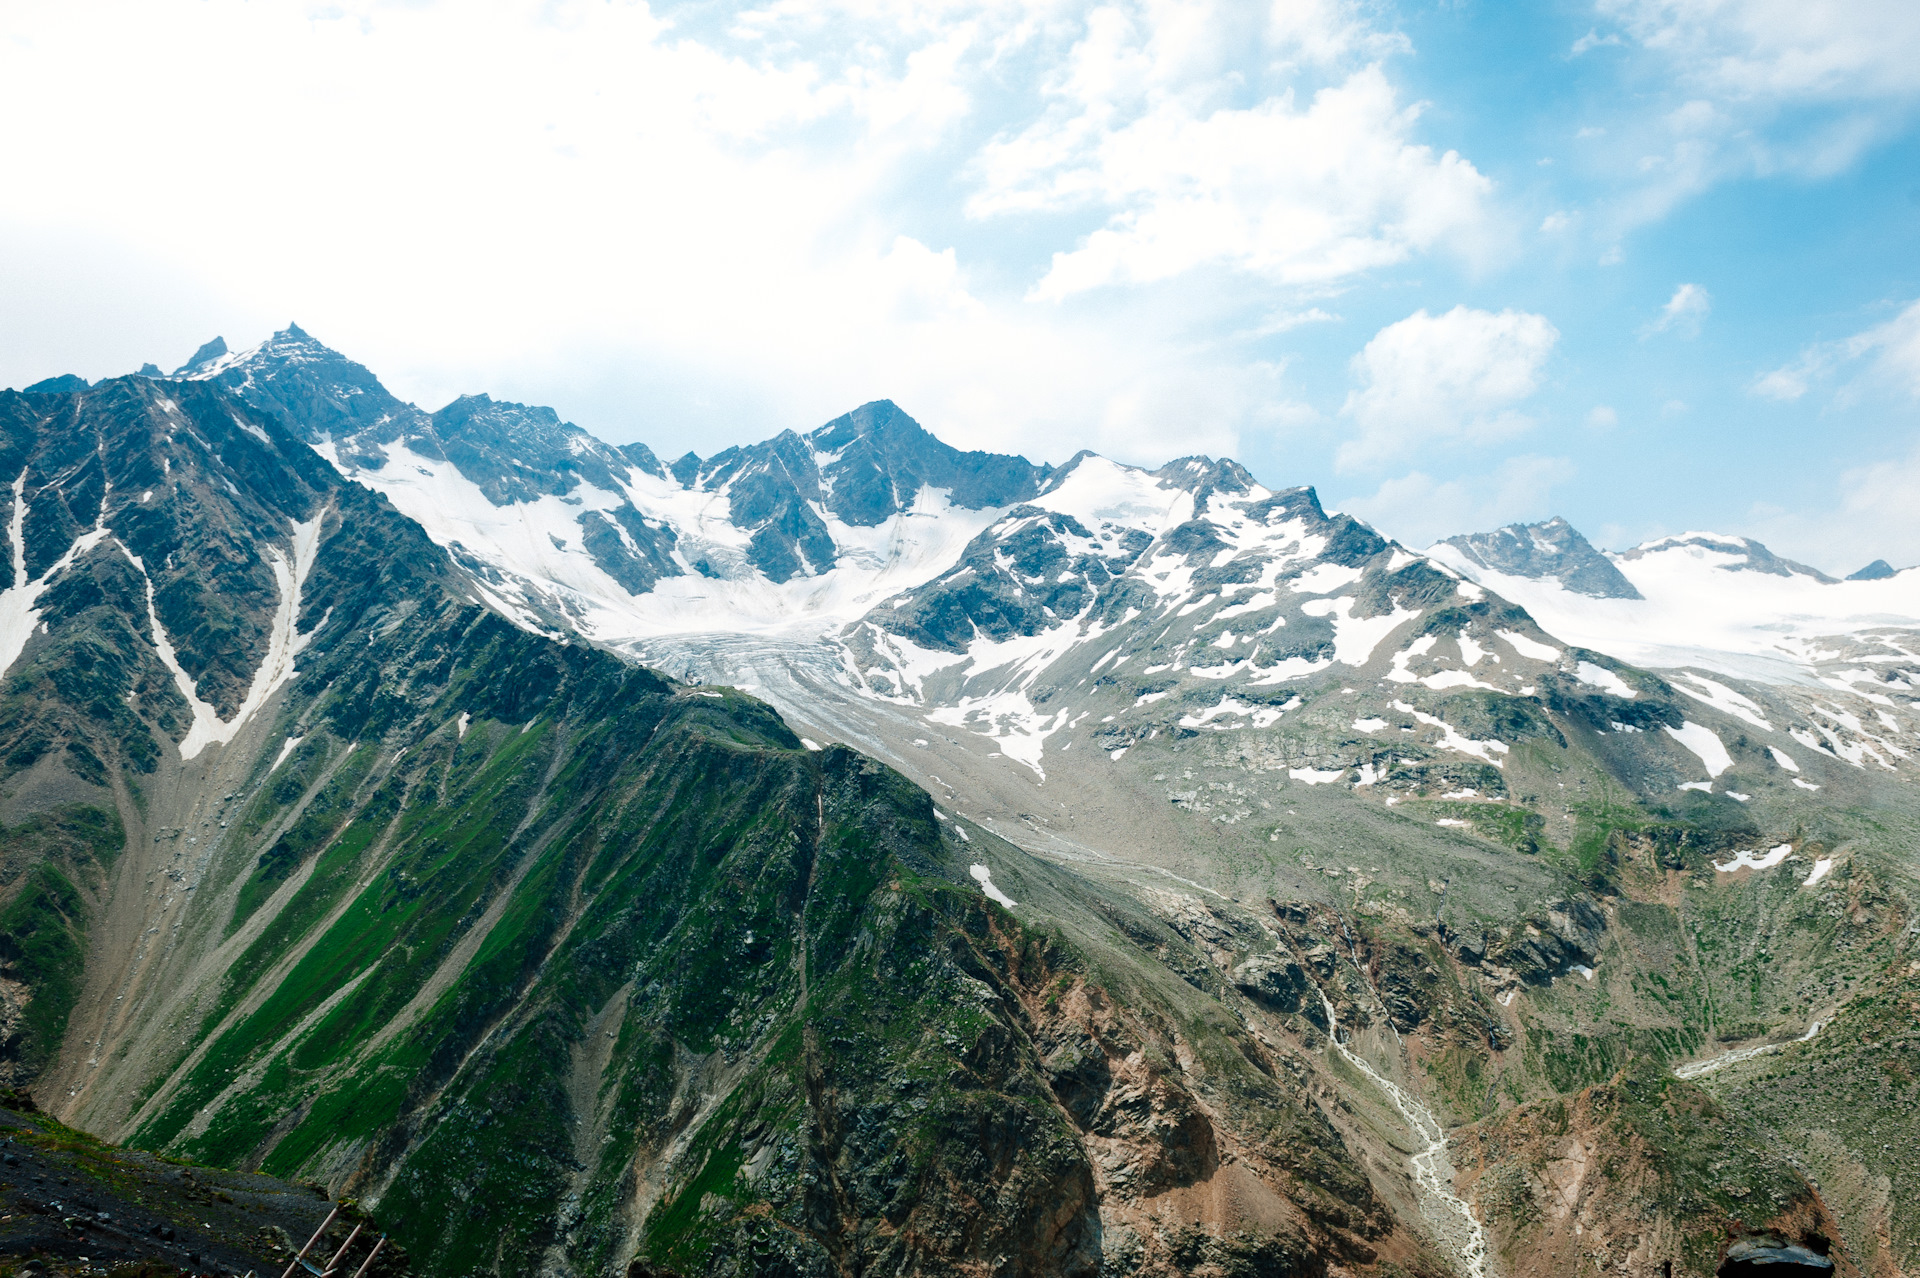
(178, 323, 423, 457)
(1435, 516, 1642, 600)
(171, 335, 228, 376)
(806, 399, 1050, 527)
(1848, 558, 1897, 580)
(805, 396, 917, 447)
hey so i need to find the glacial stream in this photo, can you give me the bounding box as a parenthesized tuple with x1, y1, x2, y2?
(1673, 1019, 1823, 1080)
(1320, 992, 1490, 1278)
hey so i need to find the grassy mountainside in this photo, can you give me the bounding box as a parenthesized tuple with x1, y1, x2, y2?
(0, 379, 1448, 1278)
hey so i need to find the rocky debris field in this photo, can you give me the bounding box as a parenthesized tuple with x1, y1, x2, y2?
(0, 1095, 404, 1278)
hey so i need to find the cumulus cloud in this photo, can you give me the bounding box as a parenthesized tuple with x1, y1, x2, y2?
(1642, 282, 1711, 337)
(994, 66, 1496, 298)
(1753, 299, 1920, 402)
(0, 0, 1479, 466)
(1335, 306, 1560, 471)
(1339, 455, 1578, 549)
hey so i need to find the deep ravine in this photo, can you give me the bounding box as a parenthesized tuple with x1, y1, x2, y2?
(1318, 990, 1491, 1278)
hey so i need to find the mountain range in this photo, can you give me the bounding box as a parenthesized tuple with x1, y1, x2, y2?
(0, 327, 1915, 1278)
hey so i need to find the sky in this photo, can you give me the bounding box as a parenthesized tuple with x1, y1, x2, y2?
(2, 0, 1918, 572)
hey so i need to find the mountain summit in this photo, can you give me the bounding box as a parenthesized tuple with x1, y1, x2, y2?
(1435, 516, 1641, 599)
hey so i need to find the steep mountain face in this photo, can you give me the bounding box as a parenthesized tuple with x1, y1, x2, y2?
(3, 333, 1917, 1278)
(1437, 517, 1641, 600)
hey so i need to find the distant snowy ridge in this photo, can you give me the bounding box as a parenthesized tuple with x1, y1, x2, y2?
(1429, 520, 1920, 687)
(139, 326, 1920, 792)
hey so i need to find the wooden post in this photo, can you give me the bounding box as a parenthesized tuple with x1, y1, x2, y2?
(279, 1206, 340, 1278)
(347, 1235, 387, 1278)
(321, 1222, 364, 1275)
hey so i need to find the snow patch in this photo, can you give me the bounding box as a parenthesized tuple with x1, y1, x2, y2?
(1714, 844, 1792, 873)
(0, 473, 114, 680)
(1576, 661, 1635, 698)
(969, 864, 1016, 908)
(1302, 596, 1419, 667)
(1670, 671, 1772, 730)
(1289, 562, 1362, 595)
(124, 511, 326, 760)
(1664, 720, 1733, 778)
(1496, 629, 1561, 662)
(1288, 766, 1348, 785)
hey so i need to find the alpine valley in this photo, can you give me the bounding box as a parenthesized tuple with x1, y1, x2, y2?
(2, 327, 1917, 1278)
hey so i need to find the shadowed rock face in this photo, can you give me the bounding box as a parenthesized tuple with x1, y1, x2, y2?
(1438, 517, 1643, 599)
(808, 398, 1049, 526)
(677, 399, 1050, 581)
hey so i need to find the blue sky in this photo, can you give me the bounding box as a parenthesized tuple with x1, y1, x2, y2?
(2, 1, 1917, 571)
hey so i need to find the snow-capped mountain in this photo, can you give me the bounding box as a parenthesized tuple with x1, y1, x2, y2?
(1431, 519, 1920, 684)
(1431, 517, 1920, 783)
(1435, 517, 1641, 599)
(182, 327, 1046, 640)
(158, 326, 1920, 819)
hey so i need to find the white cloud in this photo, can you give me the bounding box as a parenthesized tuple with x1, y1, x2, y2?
(1341, 455, 1578, 548)
(1752, 364, 1811, 401)
(0, 0, 1475, 466)
(1753, 299, 1920, 403)
(968, 3, 1495, 298)
(1009, 68, 1495, 298)
(1583, 1, 1920, 232)
(1642, 282, 1711, 337)
(1336, 305, 1560, 471)
(1599, 0, 1920, 104)
(1255, 308, 1341, 335)
(1587, 404, 1619, 428)
(1571, 29, 1623, 56)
